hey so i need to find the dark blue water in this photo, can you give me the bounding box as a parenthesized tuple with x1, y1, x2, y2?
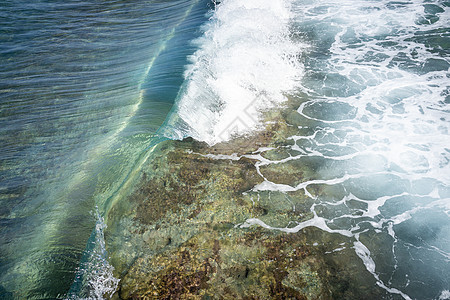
(0, 0, 211, 298)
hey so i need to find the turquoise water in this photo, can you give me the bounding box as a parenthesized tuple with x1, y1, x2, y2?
(1, 0, 449, 299)
(0, 0, 210, 298)
(287, 2, 450, 298)
(164, 0, 450, 298)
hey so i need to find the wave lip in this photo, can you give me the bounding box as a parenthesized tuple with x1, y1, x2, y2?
(166, 0, 304, 145)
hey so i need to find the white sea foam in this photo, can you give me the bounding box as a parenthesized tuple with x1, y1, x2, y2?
(67, 210, 119, 300)
(293, 0, 450, 185)
(165, 0, 304, 145)
(157, 0, 450, 297)
(232, 0, 449, 299)
(439, 290, 450, 300)
(354, 239, 412, 300)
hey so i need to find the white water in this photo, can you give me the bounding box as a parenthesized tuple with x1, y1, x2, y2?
(66, 210, 120, 300)
(243, 1, 449, 298)
(165, 0, 450, 298)
(164, 0, 305, 145)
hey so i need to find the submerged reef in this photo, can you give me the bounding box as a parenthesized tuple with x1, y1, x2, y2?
(105, 103, 392, 299)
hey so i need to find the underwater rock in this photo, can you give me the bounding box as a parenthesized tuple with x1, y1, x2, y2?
(259, 156, 324, 188)
(116, 225, 389, 299)
(105, 107, 391, 299)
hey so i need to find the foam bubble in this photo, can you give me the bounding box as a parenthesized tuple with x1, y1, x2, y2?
(233, 0, 449, 298)
(439, 290, 450, 300)
(66, 210, 119, 299)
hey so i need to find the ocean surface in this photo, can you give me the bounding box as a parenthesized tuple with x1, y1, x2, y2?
(0, 0, 449, 299)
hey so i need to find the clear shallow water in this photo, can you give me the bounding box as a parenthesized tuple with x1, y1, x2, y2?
(165, 0, 449, 299)
(0, 0, 210, 298)
(288, 1, 450, 298)
(1, 0, 449, 299)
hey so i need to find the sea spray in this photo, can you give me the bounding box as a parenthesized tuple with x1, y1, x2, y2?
(67, 209, 119, 300)
(243, 0, 450, 298)
(164, 0, 305, 145)
(85, 0, 448, 298)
